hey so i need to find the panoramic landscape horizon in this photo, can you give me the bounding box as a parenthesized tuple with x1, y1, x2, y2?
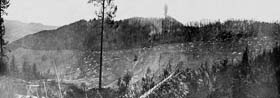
(1, 0, 280, 98)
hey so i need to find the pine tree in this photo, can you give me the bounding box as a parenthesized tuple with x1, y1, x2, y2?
(0, 0, 10, 75)
(241, 46, 250, 77)
(233, 46, 250, 98)
(88, 0, 117, 89)
(9, 55, 18, 77)
(32, 64, 38, 79)
(22, 61, 31, 80)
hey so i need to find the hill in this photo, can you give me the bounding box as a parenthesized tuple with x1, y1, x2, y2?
(8, 18, 280, 51)
(7, 17, 188, 51)
(5, 17, 280, 90)
(4, 20, 57, 43)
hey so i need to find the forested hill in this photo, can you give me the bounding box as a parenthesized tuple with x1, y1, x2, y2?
(7, 17, 280, 51)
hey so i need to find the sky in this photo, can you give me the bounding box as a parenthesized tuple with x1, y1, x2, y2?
(4, 0, 280, 26)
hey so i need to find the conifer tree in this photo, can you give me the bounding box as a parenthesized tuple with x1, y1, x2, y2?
(0, 0, 10, 75)
(88, 0, 117, 89)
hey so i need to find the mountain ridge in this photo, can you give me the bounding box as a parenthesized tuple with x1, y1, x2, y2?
(7, 17, 280, 51)
(4, 19, 58, 43)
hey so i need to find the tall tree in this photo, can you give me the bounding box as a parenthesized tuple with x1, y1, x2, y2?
(32, 64, 38, 79)
(22, 60, 31, 80)
(88, 0, 117, 89)
(0, 0, 9, 55)
(0, 0, 10, 75)
(9, 55, 18, 77)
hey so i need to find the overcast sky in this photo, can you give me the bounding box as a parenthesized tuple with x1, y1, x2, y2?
(4, 0, 280, 26)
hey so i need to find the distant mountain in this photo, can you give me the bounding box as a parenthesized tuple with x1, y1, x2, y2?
(4, 20, 58, 43)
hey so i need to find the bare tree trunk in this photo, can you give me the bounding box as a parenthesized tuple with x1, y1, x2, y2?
(54, 60, 63, 98)
(140, 72, 175, 98)
(43, 80, 48, 98)
(99, 0, 105, 90)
